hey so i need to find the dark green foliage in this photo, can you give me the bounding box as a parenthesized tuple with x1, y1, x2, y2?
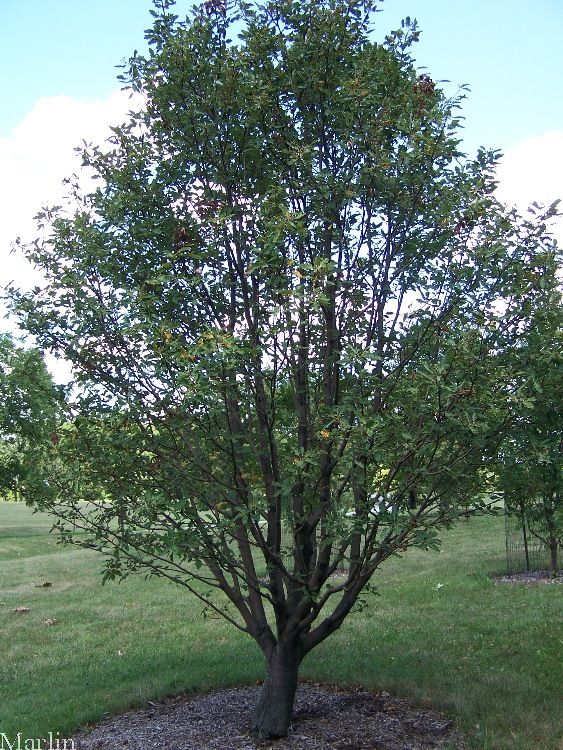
(0, 335, 62, 501)
(5, 0, 560, 736)
(496, 256, 562, 572)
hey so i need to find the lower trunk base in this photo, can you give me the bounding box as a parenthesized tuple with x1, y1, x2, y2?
(251, 644, 300, 739)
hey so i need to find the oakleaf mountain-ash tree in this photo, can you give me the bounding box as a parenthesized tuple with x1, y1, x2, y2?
(7, 0, 560, 738)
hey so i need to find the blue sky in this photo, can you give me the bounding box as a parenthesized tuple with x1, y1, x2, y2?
(379, 0, 563, 156)
(1, 0, 562, 154)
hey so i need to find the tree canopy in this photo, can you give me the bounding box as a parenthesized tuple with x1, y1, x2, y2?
(0, 335, 61, 501)
(6, 0, 561, 737)
(496, 255, 562, 572)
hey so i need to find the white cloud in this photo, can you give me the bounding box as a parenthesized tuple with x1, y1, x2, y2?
(0, 90, 137, 292)
(0, 90, 137, 381)
(495, 131, 563, 246)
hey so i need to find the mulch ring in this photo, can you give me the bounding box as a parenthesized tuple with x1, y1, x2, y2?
(493, 569, 562, 585)
(73, 682, 467, 750)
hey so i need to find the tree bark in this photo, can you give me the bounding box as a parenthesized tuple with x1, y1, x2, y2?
(549, 538, 558, 575)
(251, 638, 301, 739)
(545, 500, 559, 575)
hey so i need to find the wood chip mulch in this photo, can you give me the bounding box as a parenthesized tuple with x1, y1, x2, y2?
(73, 683, 467, 750)
(493, 569, 562, 585)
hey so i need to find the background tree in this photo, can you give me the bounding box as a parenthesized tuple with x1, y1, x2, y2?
(6, 0, 560, 737)
(0, 335, 62, 501)
(496, 254, 562, 573)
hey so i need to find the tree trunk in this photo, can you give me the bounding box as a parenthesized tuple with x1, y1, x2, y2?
(545, 501, 559, 575)
(549, 538, 558, 575)
(251, 638, 301, 739)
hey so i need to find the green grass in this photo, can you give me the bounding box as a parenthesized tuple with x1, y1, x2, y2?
(1, 503, 561, 749)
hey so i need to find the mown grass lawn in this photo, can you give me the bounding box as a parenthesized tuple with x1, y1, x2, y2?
(0, 502, 561, 749)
